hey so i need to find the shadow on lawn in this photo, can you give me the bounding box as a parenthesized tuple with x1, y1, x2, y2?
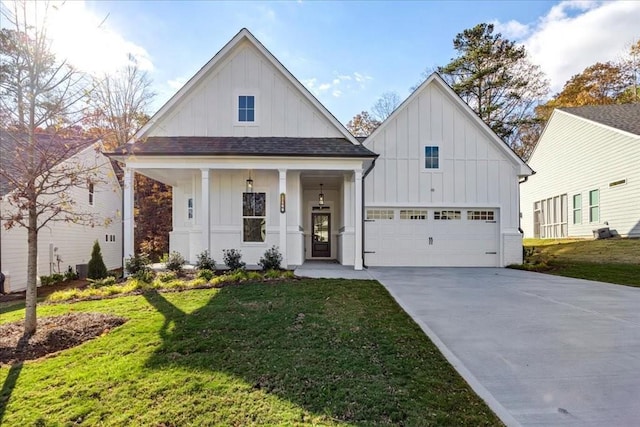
(142, 284, 418, 424)
(0, 361, 23, 423)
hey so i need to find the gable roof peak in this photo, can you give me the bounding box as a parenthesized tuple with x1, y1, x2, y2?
(559, 104, 640, 136)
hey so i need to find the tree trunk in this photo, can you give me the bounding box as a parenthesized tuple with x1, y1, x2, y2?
(24, 204, 38, 336)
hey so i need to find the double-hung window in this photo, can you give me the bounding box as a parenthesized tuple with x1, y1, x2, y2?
(187, 198, 194, 220)
(589, 189, 599, 223)
(243, 192, 266, 242)
(424, 146, 439, 169)
(88, 183, 94, 206)
(572, 194, 582, 224)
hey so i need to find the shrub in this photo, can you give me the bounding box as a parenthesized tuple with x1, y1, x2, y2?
(223, 249, 246, 271)
(64, 266, 78, 281)
(197, 269, 215, 281)
(88, 276, 117, 289)
(134, 269, 155, 283)
(165, 251, 186, 273)
(88, 241, 108, 279)
(196, 250, 216, 271)
(156, 271, 178, 283)
(125, 253, 151, 275)
(258, 246, 283, 271)
(40, 275, 55, 286)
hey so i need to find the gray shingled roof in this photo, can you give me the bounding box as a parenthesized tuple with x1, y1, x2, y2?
(107, 137, 377, 158)
(560, 104, 640, 136)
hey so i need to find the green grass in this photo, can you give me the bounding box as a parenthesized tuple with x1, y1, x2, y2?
(1, 280, 500, 426)
(520, 238, 640, 287)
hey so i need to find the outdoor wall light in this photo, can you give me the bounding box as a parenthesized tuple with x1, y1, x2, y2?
(318, 183, 325, 206)
(246, 171, 254, 193)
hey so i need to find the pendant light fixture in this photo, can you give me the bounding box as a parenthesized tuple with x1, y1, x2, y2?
(318, 183, 325, 206)
(246, 170, 254, 193)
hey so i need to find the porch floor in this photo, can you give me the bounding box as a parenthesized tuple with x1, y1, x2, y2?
(293, 261, 372, 280)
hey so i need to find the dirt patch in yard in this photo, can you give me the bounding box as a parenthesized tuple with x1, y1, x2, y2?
(0, 312, 126, 365)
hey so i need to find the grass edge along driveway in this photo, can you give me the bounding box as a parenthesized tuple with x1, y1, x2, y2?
(0, 279, 501, 426)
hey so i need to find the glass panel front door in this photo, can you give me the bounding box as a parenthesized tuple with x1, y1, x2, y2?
(312, 213, 331, 257)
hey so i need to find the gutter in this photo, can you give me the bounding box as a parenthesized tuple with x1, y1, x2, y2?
(517, 173, 535, 234)
(361, 157, 377, 269)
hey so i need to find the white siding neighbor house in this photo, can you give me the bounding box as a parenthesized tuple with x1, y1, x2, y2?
(108, 28, 532, 270)
(521, 105, 640, 239)
(0, 136, 122, 293)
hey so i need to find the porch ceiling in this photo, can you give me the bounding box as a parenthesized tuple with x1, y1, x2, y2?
(300, 172, 344, 190)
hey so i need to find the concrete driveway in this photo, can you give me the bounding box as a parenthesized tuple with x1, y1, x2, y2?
(369, 267, 640, 427)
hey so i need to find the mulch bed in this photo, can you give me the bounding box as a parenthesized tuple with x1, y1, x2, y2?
(0, 312, 127, 365)
(0, 279, 90, 304)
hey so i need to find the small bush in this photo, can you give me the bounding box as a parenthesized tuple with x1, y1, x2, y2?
(258, 246, 283, 271)
(156, 271, 177, 283)
(40, 275, 55, 286)
(125, 253, 151, 275)
(197, 269, 215, 281)
(165, 251, 186, 273)
(88, 241, 108, 279)
(223, 249, 246, 271)
(134, 269, 155, 283)
(265, 269, 282, 279)
(64, 266, 78, 281)
(88, 276, 117, 289)
(159, 253, 169, 263)
(196, 250, 216, 271)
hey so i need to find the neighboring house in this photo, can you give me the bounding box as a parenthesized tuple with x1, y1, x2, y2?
(0, 133, 123, 293)
(521, 104, 640, 239)
(107, 28, 532, 270)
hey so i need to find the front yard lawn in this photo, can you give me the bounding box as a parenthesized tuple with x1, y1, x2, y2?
(0, 279, 500, 426)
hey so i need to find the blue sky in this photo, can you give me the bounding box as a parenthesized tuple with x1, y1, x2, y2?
(5, 1, 640, 124)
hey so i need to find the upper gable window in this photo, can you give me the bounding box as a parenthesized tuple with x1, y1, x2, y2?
(238, 95, 255, 122)
(424, 146, 439, 169)
(88, 183, 94, 206)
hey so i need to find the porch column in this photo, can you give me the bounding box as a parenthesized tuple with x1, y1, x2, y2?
(123, 167, 135, 267)
(279, 168, 288, 268)
(201, 168, 210, 256)
(354, 169, 363, 270)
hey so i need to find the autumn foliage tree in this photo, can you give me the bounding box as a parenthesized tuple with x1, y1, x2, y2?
(346, 111, 381, 137)
(0, 2, 109, 335)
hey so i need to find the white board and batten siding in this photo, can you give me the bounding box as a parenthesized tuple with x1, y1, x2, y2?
(364, 76, 527, 267)
(1, 149, 122, 293)
(145, 39, 344, 139)
(521, 110, 640, 239)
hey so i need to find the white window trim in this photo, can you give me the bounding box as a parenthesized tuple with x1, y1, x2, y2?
(187, 196, 194, 222)
(572, 194, 582, 225)
(421, 144, 441, 172)
(589, 189, 600, 223)
(234, 90, 260, 126)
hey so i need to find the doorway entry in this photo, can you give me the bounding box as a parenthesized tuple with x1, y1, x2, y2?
(312, 213, 331, 257)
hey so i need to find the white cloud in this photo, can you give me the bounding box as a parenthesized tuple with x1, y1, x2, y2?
(167, 77, 188, 90)
(303, 72, 373, 97)
(494, 1, 640, 94)
(1, 0, 153, 75)
(492, 19, 531, 39)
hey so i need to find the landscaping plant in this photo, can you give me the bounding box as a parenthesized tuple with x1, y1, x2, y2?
(87, 241, 108, 280)
(165, 251, 186, 273)
(258, 245, 283, 271)
(222, 249, 246, 271)
(196, 250, 216, 271)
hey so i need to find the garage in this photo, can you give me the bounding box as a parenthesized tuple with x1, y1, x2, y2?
(364, 208, 499, 267)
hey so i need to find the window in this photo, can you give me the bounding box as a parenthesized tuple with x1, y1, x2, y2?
(105, 234, 109, 242)
(243, 192, 266, 242)
(424, 146, 439, 169)
(535, 194, 568, 238)
(572, 194, 582, 224)
(238, 95, 255, 122)
(434, 210, 461, 220)
(366, 209, 395, 220)
(110, 235, 115, 242)
(589, 189, 599, 223)
(400, 209, 427, 220)
(187, 198, 194, 220)
(89, 183, 94, 206)
(467, 210, 495, 221)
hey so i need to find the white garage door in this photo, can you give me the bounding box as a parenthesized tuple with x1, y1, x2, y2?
(365, 208, 499, 267)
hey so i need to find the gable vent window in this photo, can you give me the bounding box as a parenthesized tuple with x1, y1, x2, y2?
(434, 210, 461, 220)
(238, 95, 255, 122)
(609, 179, 626, 188)
(424, 146, 439, 169)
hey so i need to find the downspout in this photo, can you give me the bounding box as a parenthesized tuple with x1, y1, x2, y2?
(517, 173, 534, 234)
(361, 158, 377, 269)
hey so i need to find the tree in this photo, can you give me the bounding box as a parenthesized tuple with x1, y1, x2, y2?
(371, 91, 401, 121)
(87, 240, 108, 279)
(346, 111, 381, 137)
(0, 2, 104, 335)
(621, 39, 640, 103)
(438, 23, 549, 155)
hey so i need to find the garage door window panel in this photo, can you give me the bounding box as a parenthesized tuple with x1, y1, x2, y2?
(400, 209, 428, 220)
(366, 209, 394, 220)
(434, 210, 461, 220)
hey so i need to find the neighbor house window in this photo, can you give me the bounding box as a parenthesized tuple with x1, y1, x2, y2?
(238, 95, 255, 122)
(89, 183, 94, 206)
(366, 209, 395, 220)
(243, 192, 266, 242)
(187, 198, 194, 220)
(589, 189, 599, 223)
(424, 146, 439, 169)
(434, 210, 461, 220)
(572, 194, 582, 224)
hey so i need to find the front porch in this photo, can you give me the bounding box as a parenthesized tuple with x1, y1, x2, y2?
(294, 260, 373, 280)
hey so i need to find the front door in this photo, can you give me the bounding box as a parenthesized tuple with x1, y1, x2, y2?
(312, 213, 331, 257)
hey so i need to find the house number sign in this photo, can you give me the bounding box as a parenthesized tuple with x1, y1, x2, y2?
(280, 193, 286, 213)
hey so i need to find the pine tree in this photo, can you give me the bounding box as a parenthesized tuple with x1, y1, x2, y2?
(87, 241, 108, 279)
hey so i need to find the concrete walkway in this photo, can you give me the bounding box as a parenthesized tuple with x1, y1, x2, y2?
(293, 261, 373, 280)
(369, 267, 640, 427)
